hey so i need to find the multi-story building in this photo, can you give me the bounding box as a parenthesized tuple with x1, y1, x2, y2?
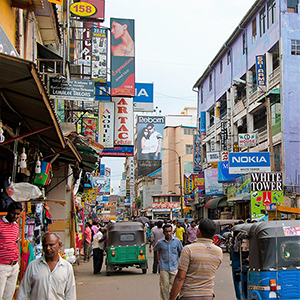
(193, 0, 300, 216)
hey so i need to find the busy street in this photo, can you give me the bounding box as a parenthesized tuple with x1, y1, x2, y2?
(74, 248, 236, 300)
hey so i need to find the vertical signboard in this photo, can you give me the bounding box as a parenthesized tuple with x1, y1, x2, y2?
(250, 172, 283, 220)
(200, 111, 206, 134)
(193, 134, 202, 172)
(81, 117, 98, 140)
(98, 101, 114, 148)
(184, 174, 194, 203)
(113, 97, 134, 146)
(256, 55, 266, 88)
(221, 121, 227, 151)
(110, 18, 135, 96)
(91, 26, 107, 83)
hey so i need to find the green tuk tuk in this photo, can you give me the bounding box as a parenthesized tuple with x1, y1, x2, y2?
(105, 222, 148, 276)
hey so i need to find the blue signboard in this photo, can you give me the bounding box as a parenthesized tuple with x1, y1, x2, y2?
(200, 111, 206, 134)
(228, 152, 271, 174)
(95, 82, 154, 112)
(256, 55, 266, 87)
(193, 134, 202, 172)
(218, 161, 239, 182)
(101, 146, 134, 157)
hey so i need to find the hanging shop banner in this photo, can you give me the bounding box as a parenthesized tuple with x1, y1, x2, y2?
(98, 102, 114, 148)
(228, 152, 271, 174)
(184, 174, 194, 196)
(136, 115, 165, 161)
(110, 18, 135, 96)
(194, 172, 205, 197)
(200, 111, 206, 134)
(70, 0, 105, 20)
(93, 168, 111, 195)
(238, 133, 256, 148)
(206, 151, 220, 163)
(0, 25, 19, 57)
(193, 134, 202, 172)
(221, 122, 227, 151)
(81, 117, 98, 140)
(204, 169, 223, 196)
(256, 55, 266, 88)
(218, 161, 239, 183)
(91, 26, 107, 83)
(221, 151, 229, 161)
(113, 97, 134, 146)
(49, 78, 94, 101)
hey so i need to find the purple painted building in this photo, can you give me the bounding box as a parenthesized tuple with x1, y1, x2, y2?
(194, 0, 300, 197)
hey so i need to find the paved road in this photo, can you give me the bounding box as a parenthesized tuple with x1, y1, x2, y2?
(74, 248, 236, 300)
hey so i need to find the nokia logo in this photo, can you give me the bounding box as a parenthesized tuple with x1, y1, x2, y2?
(232, 156, 267, 163)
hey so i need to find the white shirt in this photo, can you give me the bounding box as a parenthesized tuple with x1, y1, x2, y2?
(149, 131, 162, 152)
(16, 256, 76, 300)
(92, 231, 103, 249)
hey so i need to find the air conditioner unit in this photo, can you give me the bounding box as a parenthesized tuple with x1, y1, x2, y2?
(70, 64, 82, 75)
(237, 119, 243, 127)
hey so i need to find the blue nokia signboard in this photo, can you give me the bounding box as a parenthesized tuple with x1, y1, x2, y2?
(228, 152, 271, 174)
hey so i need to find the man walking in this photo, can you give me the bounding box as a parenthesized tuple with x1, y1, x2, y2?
(92, 228, 105, 274)
(149, 220, 164, 274)
(169, 218, 223, 300)
(154, 224, 183, 300)
(0, 202, 22, 300)
(174, 222, 185, 245)
(185, 220, 198, 245)
(17, 232, 76, 300)
(146, 123, 162, 160)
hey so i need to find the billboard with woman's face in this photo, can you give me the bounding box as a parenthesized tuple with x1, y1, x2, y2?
(110, 18, 135, 96)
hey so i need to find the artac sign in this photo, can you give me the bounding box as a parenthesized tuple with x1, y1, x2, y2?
(228, 152, 271, 174)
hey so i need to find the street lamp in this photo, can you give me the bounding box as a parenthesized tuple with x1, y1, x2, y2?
(161, 147, 184, 217)
(233, 78, 275, 171)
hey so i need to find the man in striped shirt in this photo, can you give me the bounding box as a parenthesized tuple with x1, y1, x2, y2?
(169, 218, 223, 300)
(0, 202, 22, 300)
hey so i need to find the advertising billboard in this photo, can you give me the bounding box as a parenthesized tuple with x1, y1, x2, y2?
(113, 97, 134, 146)
(136, 115, 165, 161)
(98, 101, 114, 148)
(218, 161, 239, 183)
(101, 146, 134, 157)
(228, 152, 271, 174)
(200, 111, 206, 134)
(70, 0, 105, 20)
(93, 168, 111, 196)
(91, 26, 107, 83)
(251, 172, 283, 220)
(95, 82, 154, 112)
(193, 134, 202, 172)
(110, 18, 135, 96)
(256, 55, 266, 88)
(204, 169, 223, 196)
(238, 133, 256, 148)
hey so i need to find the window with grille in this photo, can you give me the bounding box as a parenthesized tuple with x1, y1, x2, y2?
(267, 0, 276, 28)
(220, 60, 223, 73)
(209, 74, 212, 91)
(252, 18, 257, 43)
(186, 145, 193, 155)
(291, 39, 300, 55)
(243, 33, 247, 54)
(260, 7, 266, 36)
(200, 86, 203, 103)
(227, 50, 231, 65)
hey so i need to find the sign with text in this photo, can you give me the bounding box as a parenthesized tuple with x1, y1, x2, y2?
(228, 152, 271, 174)
(152, 202, 180, 209)
(206, 151, 220, 163)
(256, 55, 266, 88)
(250, 172, 283, 191)
(113, 97, 134, 146)
(101, 146, 134, 157)
(218, 161, 239, 183)
(221, 122, 227, 151)
(238, 133, 256, 148)
(200, 111, 206, 134)
(49, 78, 94, 101)
(204, 169, 223, 196)
(193, 134, 202, 172)
(70, 0, 104, 20)
(98, 102, 114, 148)
(110, 18, 135, 96)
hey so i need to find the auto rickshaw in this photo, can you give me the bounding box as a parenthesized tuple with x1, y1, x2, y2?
(105, 221, 148, 276)
(231, 220, 300, 300)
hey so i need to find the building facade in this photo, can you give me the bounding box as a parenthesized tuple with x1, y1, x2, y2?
(194, 0, 300, 204)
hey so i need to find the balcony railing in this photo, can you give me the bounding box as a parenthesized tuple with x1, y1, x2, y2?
(268, 66, 281, 90)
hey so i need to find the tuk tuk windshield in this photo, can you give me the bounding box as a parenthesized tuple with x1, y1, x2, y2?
(281, 241, 300, 261)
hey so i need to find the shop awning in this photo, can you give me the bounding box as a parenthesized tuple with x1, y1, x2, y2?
(257, 88, 280, 104)
(227, 193, 251, 203)
(209, 196, 228, 209)
(205, 199, 214, 209)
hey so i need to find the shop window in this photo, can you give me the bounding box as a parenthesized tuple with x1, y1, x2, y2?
(272, 47, 280, 69)
(267, 0, 276, 28)
(287, 0, 299, 12)
(260, 7, 266, 36)
(252, 18, 257, 43)
(291, 39, 300, 55)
